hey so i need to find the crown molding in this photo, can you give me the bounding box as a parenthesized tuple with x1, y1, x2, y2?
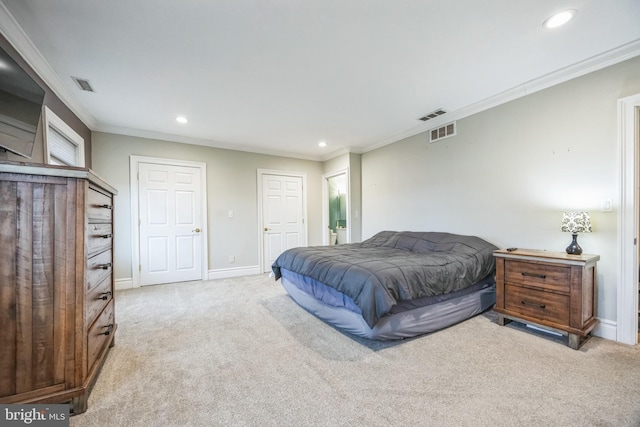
(0, 3, 97, 129)
(96, 122, 360, 163)
(361, 38, 640, 154)
(94, 124, 328, 162)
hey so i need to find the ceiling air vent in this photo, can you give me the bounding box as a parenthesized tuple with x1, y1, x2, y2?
(72, 76, 95, 92)
(418, 108, 446, 122)
(429, 121, 456, 143)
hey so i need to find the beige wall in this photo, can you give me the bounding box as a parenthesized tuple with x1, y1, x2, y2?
(91, 132, 324, 281)
(362, 55, 640, 326)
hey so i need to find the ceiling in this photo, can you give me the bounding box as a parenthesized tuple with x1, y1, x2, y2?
(1, 1, 639, 161)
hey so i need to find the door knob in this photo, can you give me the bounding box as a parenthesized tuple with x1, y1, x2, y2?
(264, 227, 271, 231)
(192, 228, 201, 233)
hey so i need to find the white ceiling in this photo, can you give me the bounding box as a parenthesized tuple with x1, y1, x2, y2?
(1, 1, 640, 161)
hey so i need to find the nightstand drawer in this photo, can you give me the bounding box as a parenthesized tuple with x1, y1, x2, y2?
(505, 260, 570, 293)
(504, 284, 569, 326)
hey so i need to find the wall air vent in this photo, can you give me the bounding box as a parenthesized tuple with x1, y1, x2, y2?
(72, 76, 95, 92)
(429, 121, 456, 143)
(418, 108, 446, 122)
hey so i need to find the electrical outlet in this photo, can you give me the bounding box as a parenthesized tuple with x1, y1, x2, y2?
(229, 255, 235, 263)
(601, 199, 612, 212)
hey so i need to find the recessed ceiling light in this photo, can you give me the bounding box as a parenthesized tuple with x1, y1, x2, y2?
(176, 116, 188, 124)
(543, 10, 576, 29)
(318, 141, 327, 148)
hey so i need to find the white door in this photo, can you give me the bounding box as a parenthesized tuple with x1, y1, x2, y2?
(138, 162, 203, 285)
(262, 174, 305, 272)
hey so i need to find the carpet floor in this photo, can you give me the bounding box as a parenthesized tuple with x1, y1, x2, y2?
(71, 274, 640, 426)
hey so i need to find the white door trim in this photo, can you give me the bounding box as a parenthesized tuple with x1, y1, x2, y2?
(130, 155, 208, 288)
(617, 93, 640, 345)
(322, 168, 351, 245)
(257, 169, 308, 273)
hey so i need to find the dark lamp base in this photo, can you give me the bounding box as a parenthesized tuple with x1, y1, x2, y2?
(566, 233, 583, 255)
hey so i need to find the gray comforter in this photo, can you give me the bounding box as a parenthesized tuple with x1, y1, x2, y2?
(272, 231, 498, 328)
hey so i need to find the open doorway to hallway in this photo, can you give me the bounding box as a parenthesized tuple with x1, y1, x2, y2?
(323, 169, 350, 246)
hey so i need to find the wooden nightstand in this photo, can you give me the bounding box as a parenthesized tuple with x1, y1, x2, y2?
(493, 249, 599, 350)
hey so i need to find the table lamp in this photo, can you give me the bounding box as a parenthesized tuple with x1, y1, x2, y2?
(561, 211, 592, 255)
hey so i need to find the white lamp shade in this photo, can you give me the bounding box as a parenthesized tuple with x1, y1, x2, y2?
(561, 211, 592, 233)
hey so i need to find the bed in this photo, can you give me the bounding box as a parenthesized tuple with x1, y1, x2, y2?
(271, 231, 498, 340)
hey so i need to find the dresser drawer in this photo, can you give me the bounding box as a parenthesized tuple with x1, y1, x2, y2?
(86, 223, 113, 257)
(87, 301, 114, 373)
(504, 260, 570, 293)
(86, 275, 112, 327)
(86, 249, 112, 294)
(87, 187, 113, 222)
(504, 284, 569, 326)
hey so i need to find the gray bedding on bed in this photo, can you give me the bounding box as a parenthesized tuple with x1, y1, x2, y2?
(271, 231, 498, 328)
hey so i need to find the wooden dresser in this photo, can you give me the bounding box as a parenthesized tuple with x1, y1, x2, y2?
(493, 249, 599, 349)
(0, 161, 117, 413)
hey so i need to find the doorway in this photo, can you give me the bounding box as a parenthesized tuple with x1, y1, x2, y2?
(618, 93, 640, 345)
(322, 169, 350, 246)
(130, 156, 208, 287)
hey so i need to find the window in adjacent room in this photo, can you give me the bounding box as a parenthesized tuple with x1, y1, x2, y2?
(43, 106, 85, 167)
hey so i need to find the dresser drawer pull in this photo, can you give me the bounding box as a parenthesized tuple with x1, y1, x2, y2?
(521, 272, 546, 279)
(97, 204, 112, 210)
(100, 323, 114, 336)
(100, 233, 113, 239)
(521, 300, 546, 309)
(99, 291, 112, 301)
(96, 263, 112, 270)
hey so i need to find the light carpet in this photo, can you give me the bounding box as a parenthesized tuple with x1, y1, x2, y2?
(71, 274, 640, 426)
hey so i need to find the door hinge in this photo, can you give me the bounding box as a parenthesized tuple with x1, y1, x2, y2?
(139, 264, 141, 271)
(139, 218, 141, 226)
(635, 238, 637, 245)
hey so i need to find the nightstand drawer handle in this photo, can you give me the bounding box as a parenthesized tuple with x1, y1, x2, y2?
(521, 272, 546, 279)
(521, 300, 546, 309)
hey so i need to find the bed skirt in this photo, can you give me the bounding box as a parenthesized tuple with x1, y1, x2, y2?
(281, 275, 496, 341)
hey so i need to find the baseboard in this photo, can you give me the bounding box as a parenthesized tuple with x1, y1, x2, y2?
(115, 266, 262, 289)
(114, 278, 134, 291)
(208, 265, 261, 280)
(592, 317, 617, 341)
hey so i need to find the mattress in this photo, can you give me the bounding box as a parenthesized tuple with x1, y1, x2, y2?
(281, 268, 496, 340)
